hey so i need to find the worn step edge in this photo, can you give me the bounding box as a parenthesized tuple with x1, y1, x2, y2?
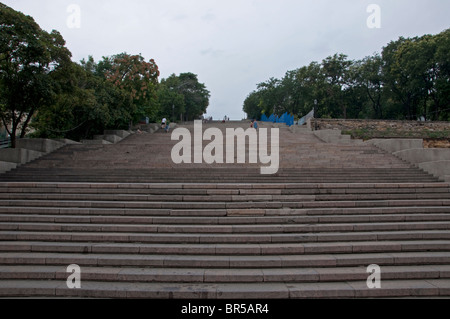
(0, 279, 449, 299)
(1, 240, 450, 255)
(1, 252, 450, 269)
(1, 221, 450, 234)
(1, 265, 450, 284)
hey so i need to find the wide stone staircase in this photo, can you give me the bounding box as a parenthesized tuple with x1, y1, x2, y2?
(0, 122, 449, 298)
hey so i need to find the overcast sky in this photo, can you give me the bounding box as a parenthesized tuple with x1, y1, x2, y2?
(3, 0, 450, 120)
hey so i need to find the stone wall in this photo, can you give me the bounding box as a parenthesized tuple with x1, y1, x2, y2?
(310, 119, 450, 148)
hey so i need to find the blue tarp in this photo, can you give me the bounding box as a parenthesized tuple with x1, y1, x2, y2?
(261, 112, 294, 127)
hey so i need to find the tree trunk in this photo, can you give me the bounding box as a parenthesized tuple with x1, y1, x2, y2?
(20, 110, 35, 139)
(9, 119, 19, 149)
(10, 131, 16, 149)
(432, 95, 440, 121)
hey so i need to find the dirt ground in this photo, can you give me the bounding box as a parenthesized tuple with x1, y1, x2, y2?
(424, 138, 450, 148)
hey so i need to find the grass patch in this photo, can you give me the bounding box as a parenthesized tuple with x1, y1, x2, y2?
(342, 128, 450, 140)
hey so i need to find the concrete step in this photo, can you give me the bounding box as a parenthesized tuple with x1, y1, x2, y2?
(0, 124, 449, 299)
(0, 162, 17, 175)
(1, 221, 450, 234)
(2, 230, 450, 244)
(1, 265, 450, 284)
(0, 200, 448, 212)
(103, 130, 132, 139)
(2, 213, 450, 225)
(1, 192, 449, 201)
(1, 279, 449, 298)
(93, 135, 122, 144)
(0, 169, 437, 176)
(1, 206, 450, 218)
(1, 168, 439, 183)
(80, 140, 112, 145)
(2, 166, 431, 172)
(1, 241, 450, 255)
(0, 187, 448, 196)
(1, 181, 447, 190)
(8, 173, 435, 179)
(1, 252, 450, 269)
(1, 177, 439, 184)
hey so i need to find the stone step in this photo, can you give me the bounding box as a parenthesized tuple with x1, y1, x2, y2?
(3, 168, 432, 175)
(0, 186, 448, 196)
(1, 265, 450, 284)
(1, 221, 450, 234)
(0, 192, 449, 201)
(80, 140, 112, 145)
(0, 181, 434, 186)
(0, 199, 448, 211)
(1, 206, 450, 218)
(4, 174, 436, 180)
(1, 240, 450, 255)
(0, 169, 436, 176)
(93, 135, 122, 144)
(20, 164, 414, 169)
(0, 124, 449, 299)
(1, 252, 450, 269)
(2, 230, 450, 244)
(1, 170, 438, 183)
(1, 177, 439, 184)
(1, 182, 447, 191)
(1, 279, 449, 298)
(0, 193, 317, 202)
(2, 213, 450, 225)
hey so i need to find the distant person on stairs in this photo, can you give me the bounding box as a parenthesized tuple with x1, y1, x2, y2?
(165, 121, 171, 133)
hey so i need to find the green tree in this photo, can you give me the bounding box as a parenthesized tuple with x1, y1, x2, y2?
(243, 90, 263, 120)
(100, 53, 160, 126)
(32, 60, 132, 141)
(0, 3, 72, 147)
(321, 54, 353, 119)
(156, 73, 209, 122)
(157, 74, 185, 123)
(178, 73, 210, 121)
(382, 37, 423, 120)
(430, 29, 450, 120)
(244, 29, 450, 122)
(352, 54, 385, 119)
(31, 62, 96, 139)
(256, 78, 284, 116)
(293, 62, 327, 118)
(382, 31, 450, 120)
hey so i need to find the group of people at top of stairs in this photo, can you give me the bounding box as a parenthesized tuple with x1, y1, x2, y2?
(160, 117, 259, 132)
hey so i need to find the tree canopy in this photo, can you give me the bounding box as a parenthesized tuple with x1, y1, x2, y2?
(0, 4, 210, 145)
(244, 29, 450, 122)
(158, 73, 210, 122)
(0, 3, 72, 147)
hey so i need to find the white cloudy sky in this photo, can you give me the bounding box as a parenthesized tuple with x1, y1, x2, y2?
(3, 0, 450, 120)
